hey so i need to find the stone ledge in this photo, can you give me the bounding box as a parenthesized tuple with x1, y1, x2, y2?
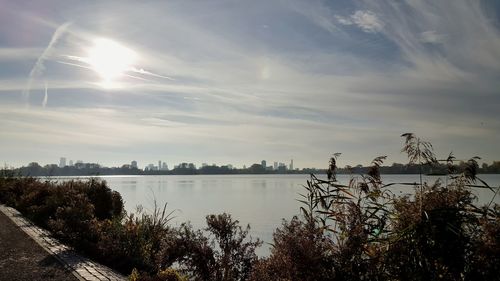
(0, 205, 126, 281)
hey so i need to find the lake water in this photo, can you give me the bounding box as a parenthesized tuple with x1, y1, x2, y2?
(62, 174, 500, 255)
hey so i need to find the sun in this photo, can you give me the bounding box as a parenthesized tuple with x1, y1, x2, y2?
(86, 38, 137, 87)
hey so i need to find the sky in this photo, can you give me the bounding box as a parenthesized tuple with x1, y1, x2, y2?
(1, 0, 500, 169)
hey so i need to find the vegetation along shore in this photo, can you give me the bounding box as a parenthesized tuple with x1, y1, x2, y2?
(1, 134, 498, 280)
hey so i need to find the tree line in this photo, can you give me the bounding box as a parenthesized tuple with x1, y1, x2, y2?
(7, 160, 500, 177)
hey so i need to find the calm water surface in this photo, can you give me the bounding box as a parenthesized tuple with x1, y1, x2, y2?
(62, 174, 500, 255)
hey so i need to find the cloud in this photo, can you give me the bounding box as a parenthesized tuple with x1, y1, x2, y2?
(290, 1, 340, 34)
(42, 81, 48, 108)
(0, 48, 44, 61)
(334, 15, 353, 26)
(420, 30, 445, 44)
(1, 0, 500, 167)
(360, 0, 500, 73)
(21, 22, 71, 100)
(336, 10, 384, 33)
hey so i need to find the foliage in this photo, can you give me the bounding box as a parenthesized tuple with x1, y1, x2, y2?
(156, 214, 261, 281)
(204, 213, 261, 281)
(252, 133, 499, 281)
(0, 175, 261, 280)
(1, 133, 499, 280)
(129, 268, 188, 281)
(92, 202, 176, 273)
(250, 217, 335, 281)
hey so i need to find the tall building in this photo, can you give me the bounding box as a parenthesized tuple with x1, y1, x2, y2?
(290, 159, 294, 170)
(161, 162, 168, 171)
(261, 160, 267, 168)
(69, 160, 73, 166)
(158, 160, 161, 170)
(274, 162, 278, 170)
(278, 162, 287, 172)
(59, 157, 66, 168)
(131, 160, 138, 169)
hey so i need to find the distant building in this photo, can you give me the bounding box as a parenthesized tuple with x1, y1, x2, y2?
(227, 164, 233, 169)
(161, 162, 168, 171)
(69, 160, 74, 166)
(290, 159, 294, 171)
(261, 160, 267, 168)
(278, 162, 287, 172)
(274, 162, 278, 170)
(131, 161, 138, 169)
(59, 157, 66, 168)
(202, 163, 208, 168)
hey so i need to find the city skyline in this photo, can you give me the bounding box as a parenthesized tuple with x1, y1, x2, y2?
(21, 157, 301, 171)
(1, 1, 500, 168)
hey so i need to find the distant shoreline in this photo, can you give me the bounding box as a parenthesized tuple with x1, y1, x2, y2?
(6, 161, 500, 177)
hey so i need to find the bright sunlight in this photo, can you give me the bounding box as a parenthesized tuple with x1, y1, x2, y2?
(86, 38, 137, 87)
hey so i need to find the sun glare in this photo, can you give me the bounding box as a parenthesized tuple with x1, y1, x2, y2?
(86, 38, 136, 86)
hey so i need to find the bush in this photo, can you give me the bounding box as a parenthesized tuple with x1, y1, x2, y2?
(129, 268, 188, 281)
(1, 133, 498, 280)
(0, 174, 262, 280)
(386, 182, 474, 280)
(0, 177, 125, 267)
(253, 133, 499, 281)
(250, 217, 334, 281)
(157, 213, 261, 281)
(95, 203, 176, 274)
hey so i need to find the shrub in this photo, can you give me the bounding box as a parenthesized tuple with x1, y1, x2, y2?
(96, 203, 175, 274)
(0, 176, 125, 268)
(386, 181, 475, 280)
(253, 133, 499, 281)
(250, 217, 335, 281)
(157, 213, 261, 281)
(2, 133, 498, 280)
(84, 178, 124, 220)
(205, 213, 261, 281)
(129, 268, 188, 281)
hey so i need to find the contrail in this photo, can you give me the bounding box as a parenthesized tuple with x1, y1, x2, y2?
(42, 81, 48, 108)
(56, 60, 92, 70)
(62, 55, 175, 81)
(131, 67, 175, 80)
(22, 22, 71, 101)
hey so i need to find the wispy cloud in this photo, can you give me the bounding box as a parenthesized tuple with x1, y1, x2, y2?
(1, 0, 499, 167)
(42, 81, 48, 108)
(0, 48, 44, 61)
(419, 30, 445, 44)
(21, 22, 71, 100)
(336, 10, 384, 33)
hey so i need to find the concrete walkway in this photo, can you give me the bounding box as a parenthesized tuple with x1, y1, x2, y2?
(0, 205, 126, 281)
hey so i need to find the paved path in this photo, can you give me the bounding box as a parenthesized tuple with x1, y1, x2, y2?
(0, 205, 126, 281)
(0, 207, 78, 281)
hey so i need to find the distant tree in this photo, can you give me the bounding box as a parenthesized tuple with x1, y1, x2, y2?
(247, 164, 265, 174)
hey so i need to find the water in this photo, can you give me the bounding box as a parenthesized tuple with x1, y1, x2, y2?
(58, 174, 500, 255)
